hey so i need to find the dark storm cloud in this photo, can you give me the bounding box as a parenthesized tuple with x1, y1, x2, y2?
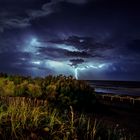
(0, 52, 53, 75)
(47, 36, 113, 62)
(66, 50, 92, 58)
(49, 36, 113, 51)
(38, 47, 67, 59)
(0, 52, 32, 65)
(112, 39, 140, 64)
(0, 51, 52, 76)
(0, 0, 92, 32)
(69, 59, 84, 67)
(0, 51, 29, 75)
(0, 0, 140, 80)
(64, 0, 89, 4)
(126, 39, 140, 54)
(0, 0, 60, 32)
(27, 1, 60, 19)
(0, 17, 30, 32)
(38, 46, 92, 59)
(49, 36, 93, 50)
(0, 12, 30, 32)
(51, 0, 90, 5)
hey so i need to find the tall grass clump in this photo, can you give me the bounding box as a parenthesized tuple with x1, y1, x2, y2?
(0, 98, 136, 140)
(0, 74, 137, 140)
(0, 98, 45, 139)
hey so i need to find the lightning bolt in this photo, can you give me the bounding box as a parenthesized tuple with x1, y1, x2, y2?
(74, 63, 106, 79)
(74, 67, 86, 79)
(75, 68, 78, 79)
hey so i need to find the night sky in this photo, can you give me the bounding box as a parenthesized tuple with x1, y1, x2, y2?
(0, 0, 140, 80)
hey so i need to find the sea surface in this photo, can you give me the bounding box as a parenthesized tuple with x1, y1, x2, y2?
(87, 80, 140, 96)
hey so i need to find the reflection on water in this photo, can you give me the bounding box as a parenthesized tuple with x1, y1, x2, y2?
(95, 87, 140, 96)
(87, 80, 140, 96)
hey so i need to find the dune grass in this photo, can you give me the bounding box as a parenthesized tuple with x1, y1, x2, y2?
(0, 97, 135, 140)
(0, 75, 137, 139)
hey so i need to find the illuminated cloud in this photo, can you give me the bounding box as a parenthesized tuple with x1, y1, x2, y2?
(0, 1, 59, 32)
(0, 11, 31, 32)
(55, 44, 79, 52)
(0, 0, 140, 80)
(43, 60, 74, 75)
(31, 61, 41, 65)
(22, 37, 41, 53)
(74, 63, 109, 79)
(27, 1, 59, 19)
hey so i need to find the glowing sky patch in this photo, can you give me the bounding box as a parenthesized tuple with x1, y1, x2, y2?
(31, 61, 41, 65)
(43, 60, 74, 75)
(56, 44, 79, 52)
(79, 39, 84, 43)
(21, 58, 26, 61)
(17, 34, 114, 79)
(74, 63, 108, 79)
(98, 64, 106, 68)
(47, 60, 64, 67)
(30, 38, 39, 46)
(23, 37, 41, 53)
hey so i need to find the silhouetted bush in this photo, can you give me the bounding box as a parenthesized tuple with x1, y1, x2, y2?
(0, 74, 96, 110)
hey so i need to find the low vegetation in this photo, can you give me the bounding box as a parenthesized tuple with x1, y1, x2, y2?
(0, 74, 95, 110)
(0, 73, 136, 140)
(0, 97, 133, 140)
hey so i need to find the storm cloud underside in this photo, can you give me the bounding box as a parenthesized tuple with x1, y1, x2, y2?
(0, 0, 140, 80)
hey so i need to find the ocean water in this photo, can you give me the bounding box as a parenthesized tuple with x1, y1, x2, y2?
(87, 80, 140, 96)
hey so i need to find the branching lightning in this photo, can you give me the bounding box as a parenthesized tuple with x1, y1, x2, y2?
(74, 63, 106, 79)
(75, 68, 78, 79)
(74, 67, 86, 79)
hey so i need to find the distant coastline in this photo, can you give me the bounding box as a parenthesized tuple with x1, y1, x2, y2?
(86, 80, 140, 96)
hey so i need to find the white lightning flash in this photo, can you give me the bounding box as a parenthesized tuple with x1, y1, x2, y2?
(74, 67, 86, 79)
(75, 68, 78, 79)
(74, 63, 106, 79)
